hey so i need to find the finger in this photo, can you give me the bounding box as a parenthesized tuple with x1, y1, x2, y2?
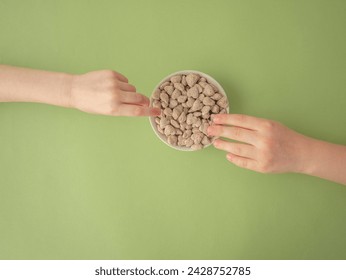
(212, 114, 262, 130)
(113, 71, 128, 83)
(119, 82, 136, 92)
(214, 139, 255, 158)
(208, 125, 257, 145)
(119, 91, 150, 106)
(117, 104, 161, 117)
(226, 153, 258, 171)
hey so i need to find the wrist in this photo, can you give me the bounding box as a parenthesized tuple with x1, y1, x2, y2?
(292, 134, 318, 175)
(61, 73, 75, 108)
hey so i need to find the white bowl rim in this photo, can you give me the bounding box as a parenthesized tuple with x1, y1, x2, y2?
(149, 70, 229, 151)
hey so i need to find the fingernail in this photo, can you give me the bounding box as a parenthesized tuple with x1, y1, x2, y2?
(212, 114, 219, 122)
(226, 154, 232, 161)
(207, 126, 213, 136)
(153, 108, 161, 116)
(213, 139, 220, 147)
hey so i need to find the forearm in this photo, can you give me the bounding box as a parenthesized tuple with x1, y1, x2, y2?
(300, 137, 346, 185)
(0, 65, 73, 107)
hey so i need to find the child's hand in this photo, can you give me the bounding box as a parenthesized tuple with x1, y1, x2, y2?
(70, 70, 160, 117)
(207, 114, 309, 173)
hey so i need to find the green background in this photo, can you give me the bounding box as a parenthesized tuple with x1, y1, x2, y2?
(1, 0, 346, 259)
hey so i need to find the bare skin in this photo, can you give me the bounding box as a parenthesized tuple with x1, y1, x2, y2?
(0, 65, 160, 117)
(1, 65, 345, 184)
(208, 114, 346, 185)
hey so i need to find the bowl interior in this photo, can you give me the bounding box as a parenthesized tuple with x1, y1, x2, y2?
(149, 70, 229, 151)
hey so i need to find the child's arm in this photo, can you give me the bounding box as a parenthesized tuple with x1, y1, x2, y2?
(208, 114, 346, 185)
(0, 65, 160, 116)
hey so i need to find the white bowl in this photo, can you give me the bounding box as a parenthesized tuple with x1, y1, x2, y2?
(149, 70, 229, 151)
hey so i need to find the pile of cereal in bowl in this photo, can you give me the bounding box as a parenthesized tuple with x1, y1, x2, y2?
(149, 71, 229, 151)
